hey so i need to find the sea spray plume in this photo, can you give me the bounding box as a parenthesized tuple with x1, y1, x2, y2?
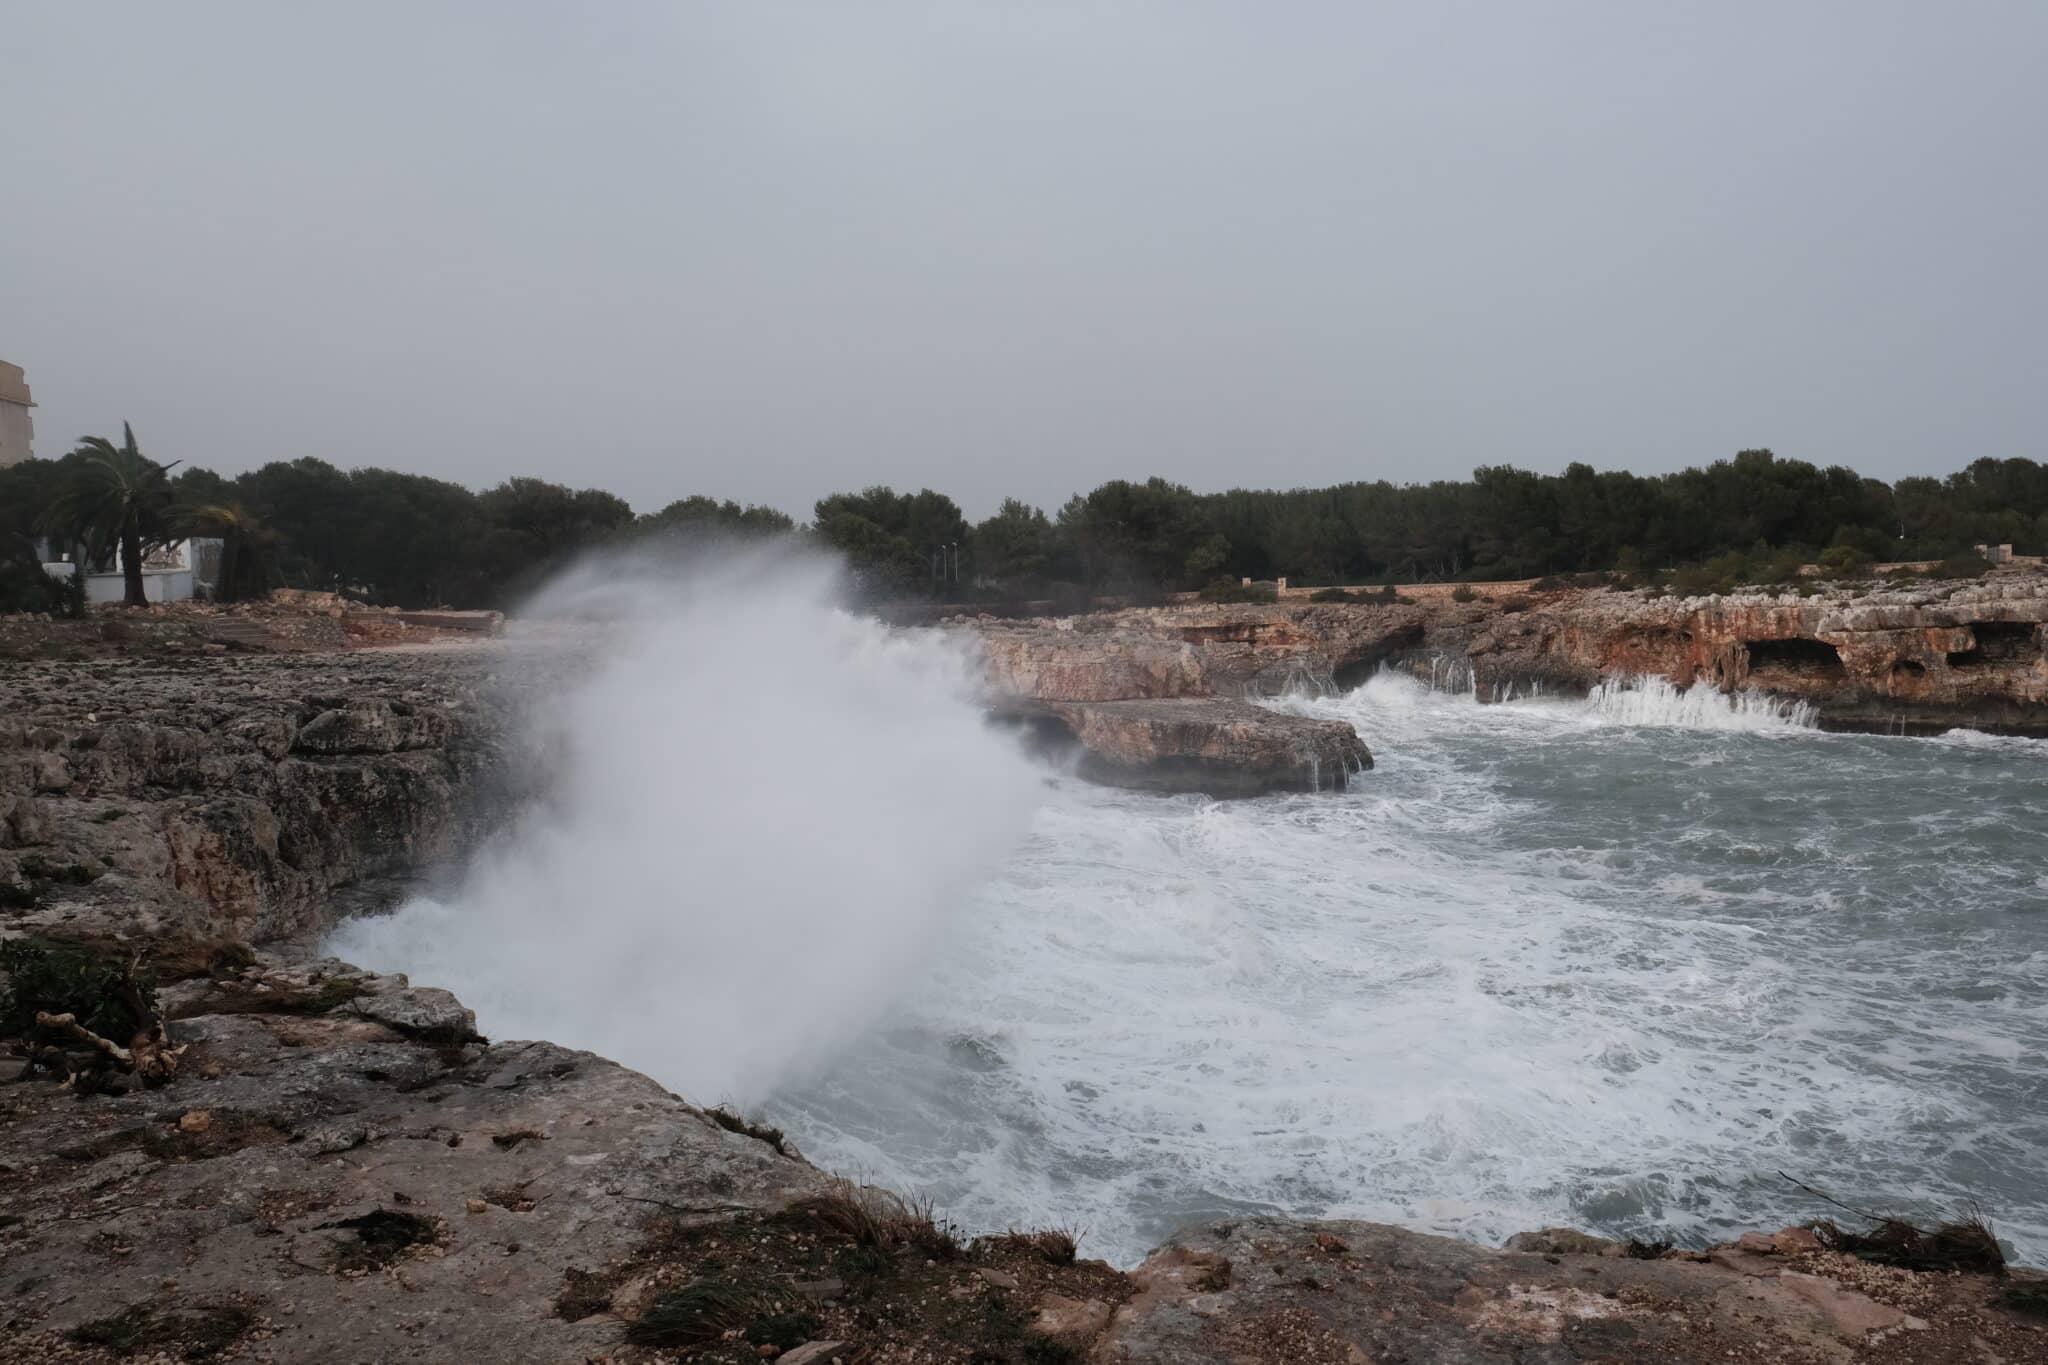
(330, 539, 1041, 1105)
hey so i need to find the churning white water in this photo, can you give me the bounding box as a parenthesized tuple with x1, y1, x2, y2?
(335, 574, 2048, 1269)
(770, 674, 2048, 1267)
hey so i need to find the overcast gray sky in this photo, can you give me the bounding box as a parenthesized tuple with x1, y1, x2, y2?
(3, 3, 2043, 520)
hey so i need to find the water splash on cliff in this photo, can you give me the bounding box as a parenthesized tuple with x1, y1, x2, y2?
(1579, 676, 1817, 732)
(1372, 657, 1812, 732)
(329, 545, 1040, 1104)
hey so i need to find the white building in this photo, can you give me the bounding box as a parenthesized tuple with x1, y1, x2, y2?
(42, 538, 223, 604)
(0, 360, 33, 467)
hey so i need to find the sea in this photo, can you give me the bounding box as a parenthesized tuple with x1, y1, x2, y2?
(767, 672, 2048, 1266)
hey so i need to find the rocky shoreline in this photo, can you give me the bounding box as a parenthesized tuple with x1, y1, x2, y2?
(961, 573, 2048, 794)
(3, 591, 2045, 1362)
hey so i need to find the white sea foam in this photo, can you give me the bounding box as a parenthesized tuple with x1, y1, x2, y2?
(775, 669, 2048, 1266)
(1931, 727, 2048, 755)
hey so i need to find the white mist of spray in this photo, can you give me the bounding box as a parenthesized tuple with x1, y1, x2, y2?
(329, 544, 1042, 1104)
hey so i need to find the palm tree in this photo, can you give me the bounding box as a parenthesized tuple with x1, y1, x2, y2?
(180, 500, 281, 603)
(41, 424, 180, 606)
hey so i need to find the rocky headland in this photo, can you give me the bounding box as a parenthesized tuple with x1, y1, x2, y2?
(2, 590, 2044, 1363)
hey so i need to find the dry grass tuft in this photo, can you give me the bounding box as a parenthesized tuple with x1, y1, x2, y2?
(1780, 1172, 2007, 1276)
(789, 1178, 963, 1260)
(1809, 1214, 2005, 1275)
(976, 1227, 1081, 1265)
(706, 1104, 790, 1156)
(622, 1276, 768, 1348)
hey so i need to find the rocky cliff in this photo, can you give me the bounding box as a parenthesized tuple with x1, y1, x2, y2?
(0, 649, 516, 955)
(1423, 577, 2048, 733)
(964, 573, 2048, 738)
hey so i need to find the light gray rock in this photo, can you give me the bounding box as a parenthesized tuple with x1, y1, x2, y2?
(0, 1009, 840, 1363)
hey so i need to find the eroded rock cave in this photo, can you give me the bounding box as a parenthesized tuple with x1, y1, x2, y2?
(1744, 635, 1847, 681)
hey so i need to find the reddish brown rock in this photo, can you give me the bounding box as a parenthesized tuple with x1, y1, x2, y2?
(1414, 577, 2048, 732)
(965, 575, 2048, 739)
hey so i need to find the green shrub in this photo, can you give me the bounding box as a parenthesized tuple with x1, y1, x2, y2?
(0, 937, 158, 1042)
(1758, 547, 1811, 583)
(0, 550, 83, 616)
(1817, 544, 1874, 577)
(1198, 578, 1277, 604)
(1308, 587, 1357, 603)
(1450, 585, 1477, 603)
(1936, 551, 1994, 579)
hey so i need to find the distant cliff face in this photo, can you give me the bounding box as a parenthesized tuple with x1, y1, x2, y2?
(961, 575, 2048, 737)
(1417, 578, 2048, 733)
(973, 605, 1426, 703)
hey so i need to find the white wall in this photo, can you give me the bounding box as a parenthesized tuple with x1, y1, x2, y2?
(83, 569, 196, 605)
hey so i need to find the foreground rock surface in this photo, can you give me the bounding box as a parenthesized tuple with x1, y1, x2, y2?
(0, 959, 841, 1363)
(3, 963, 2038, 1364)
(2, 980, 2039, 1364)
(1103, 1218, 2042, 1363)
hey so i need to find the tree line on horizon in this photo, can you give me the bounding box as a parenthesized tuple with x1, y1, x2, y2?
(3, 432, 2045, 614)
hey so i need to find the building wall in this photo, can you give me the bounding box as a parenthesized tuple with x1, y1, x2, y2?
(83, 569, 195, 605)
(47, 541, 221, 605)
(0, 401, 32, 469)
(0, 360, 34, 468)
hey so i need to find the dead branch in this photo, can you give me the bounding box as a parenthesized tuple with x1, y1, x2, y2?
(31, 1011, 187, 1086)
(34, 1011, 133, 1065)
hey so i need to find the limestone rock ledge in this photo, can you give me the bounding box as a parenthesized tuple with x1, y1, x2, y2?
(0, 651, 518, 953)
(967, 607, 1402, 794)
(0, 960, 840, 1364)
(1042, 698, 1370, 796)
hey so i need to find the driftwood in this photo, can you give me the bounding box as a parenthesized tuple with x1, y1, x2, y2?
(31, 1009, 187, 1087)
